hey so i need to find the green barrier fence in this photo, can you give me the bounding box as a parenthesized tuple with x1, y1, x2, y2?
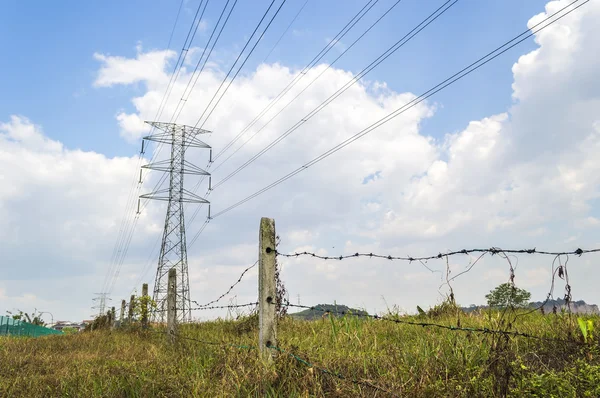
(0, 315, 63, 337)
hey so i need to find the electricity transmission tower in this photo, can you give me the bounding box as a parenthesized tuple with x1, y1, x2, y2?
(140, 122, 212, 323)
(92, 293, 111, 317)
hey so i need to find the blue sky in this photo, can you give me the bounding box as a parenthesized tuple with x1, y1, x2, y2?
(3, 0, 599, 321)
(1, 0, 547, 157)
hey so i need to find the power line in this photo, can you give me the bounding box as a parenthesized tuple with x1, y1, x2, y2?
(103, 0, 212, 299)
(181, 0, 385, 238)
(171, 0, 285, 225)
(262, 0, 310, 63)
(192, 0, 289, 130)
(138, 0, 236, 222)
(166, 0, 186, 51)
(211, 0, 456, 190)
(209, 0, 403, 176)
(118, 0, 237, 297)
(182, 0, 406, 245)
(212, 0, 381, 164)
(182, 0, 390, 246)
(138, 0, 236, 229)
(181, 0, 293, 249)
(210, 0, 588, 218)
(170, 0, 239, 124)
(150, 0, 210, 146)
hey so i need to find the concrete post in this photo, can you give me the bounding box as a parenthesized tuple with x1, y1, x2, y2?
(120, 300, 126, 327)
(141, 283, 149, 328)
(110, 307, 116, 329)
(259, 217, 277, 360)
(128, 295, 135, 324)
(167, 268, 177, 342)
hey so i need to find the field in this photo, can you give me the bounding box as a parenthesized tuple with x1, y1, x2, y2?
(1, 308, 599, 397)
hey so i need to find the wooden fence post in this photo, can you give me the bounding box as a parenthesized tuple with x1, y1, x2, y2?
(128, 295, 135, 324)
(167, 268, 177, 342)
(141, 283, 149, 328)
(259, 217, 277, 360)
(120, 300, 126, 327)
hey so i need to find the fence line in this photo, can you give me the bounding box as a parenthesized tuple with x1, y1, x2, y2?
(119, 216, 599, 395)
(274, 302, 581, 344)
(275, 247, 599, 261)
(189, 302, 258, 311)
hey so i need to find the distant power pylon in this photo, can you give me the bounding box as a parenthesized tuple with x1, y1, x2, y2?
(92, 292, 111, 317)
(140, 122, 212, 323)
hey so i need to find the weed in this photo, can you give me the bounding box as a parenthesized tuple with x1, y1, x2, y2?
(0, 311, 598, 397)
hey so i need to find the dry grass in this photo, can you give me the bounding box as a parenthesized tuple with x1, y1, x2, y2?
(1, 309, 599, 397)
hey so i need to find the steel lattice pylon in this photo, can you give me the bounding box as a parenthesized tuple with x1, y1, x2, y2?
(140, 121, 212, 323)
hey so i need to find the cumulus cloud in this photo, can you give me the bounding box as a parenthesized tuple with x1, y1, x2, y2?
(93, 49, 176, 88)
(3, 0, 600, 321)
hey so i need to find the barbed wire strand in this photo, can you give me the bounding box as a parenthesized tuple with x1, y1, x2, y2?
(191, 261, 258, 308)
(275, 247, 598, 261)
(277, 302, 581, 344)
(189, 302, 259, 311)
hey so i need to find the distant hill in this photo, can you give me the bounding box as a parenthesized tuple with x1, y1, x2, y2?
(462, 298, 599, 314)
(289, 304, 369, 321)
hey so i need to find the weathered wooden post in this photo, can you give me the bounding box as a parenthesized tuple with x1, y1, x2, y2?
(141, 283, 149, 328)
(259, 217, 277, 360)
(167, 268, 177, 342)
(119, 300, 126, 327)
(128, 294, 135, 324)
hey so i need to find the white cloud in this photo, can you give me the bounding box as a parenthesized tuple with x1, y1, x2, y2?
(93, 49, 176, 88)
(116, 112, 149, 143)
(3, 0, 600, 321)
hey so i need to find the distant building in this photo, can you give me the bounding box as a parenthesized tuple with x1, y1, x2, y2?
(50, 321, 86, 332)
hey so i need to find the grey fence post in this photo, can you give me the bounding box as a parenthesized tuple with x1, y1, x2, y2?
(120, 300, 126, 327)
(167, 268, 177, 342)
(128, 295, 135, 324)
(111, 307, 116, 329)
(142, 283, 149, 328)
(259, 217, 277, 360)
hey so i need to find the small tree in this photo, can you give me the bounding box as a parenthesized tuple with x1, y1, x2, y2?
(133, 294, 156, 326)
(6, 310, 46, 326)
(486, 283, 531, 308)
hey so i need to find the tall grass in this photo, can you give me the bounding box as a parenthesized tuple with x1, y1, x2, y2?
(1, 309, 599, 397)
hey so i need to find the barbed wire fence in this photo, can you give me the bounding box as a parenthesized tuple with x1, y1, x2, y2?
(114, 217, 599, 396)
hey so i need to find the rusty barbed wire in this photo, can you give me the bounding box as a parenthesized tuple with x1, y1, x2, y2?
(277, 301, 581, 344)
(189, 302, 258, 311)
(191, 261, 258, 308)
(275, 247, 598, 261)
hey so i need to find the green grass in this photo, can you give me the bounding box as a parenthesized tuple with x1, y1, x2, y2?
(1, 309, 599, 397)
